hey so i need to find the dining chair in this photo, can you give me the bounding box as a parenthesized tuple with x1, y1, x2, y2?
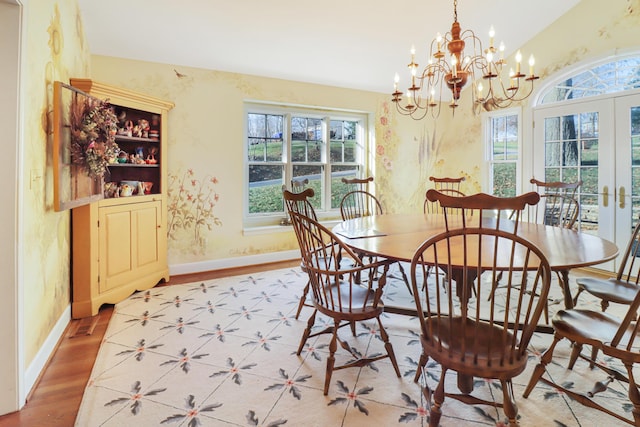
(413, 189, 547, 427)
(571, 218, 640, 366)
(340, 188, 411, 292)
(423, 188, 466, 214)
(523, 288, 640, 426)
(529, 177, 582, 227)
(428, 175, 465, 192)
(289, 210, 401, 395)
(290, 177, 310, 193)
(283, 188, 320, 320)
(341, 176, 374, 191)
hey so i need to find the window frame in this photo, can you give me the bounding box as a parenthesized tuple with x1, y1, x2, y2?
(244, 102, 367, 228)
(483, 108, 523, 197)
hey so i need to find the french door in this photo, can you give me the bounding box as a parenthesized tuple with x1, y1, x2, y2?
(532, 92, 640, 272)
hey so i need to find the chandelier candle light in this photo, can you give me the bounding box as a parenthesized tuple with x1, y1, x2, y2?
(391, 0, 539, 119)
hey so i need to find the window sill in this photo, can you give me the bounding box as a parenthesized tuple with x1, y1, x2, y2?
(243, 218, 341, 236)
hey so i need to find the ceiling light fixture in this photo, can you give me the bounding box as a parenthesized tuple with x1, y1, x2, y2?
(391, 0, 539, 119)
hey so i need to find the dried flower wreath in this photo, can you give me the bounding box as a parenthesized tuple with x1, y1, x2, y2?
(69, 95, 119, 178)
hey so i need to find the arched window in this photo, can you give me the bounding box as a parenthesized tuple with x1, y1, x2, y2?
(539, 56, 640, 104)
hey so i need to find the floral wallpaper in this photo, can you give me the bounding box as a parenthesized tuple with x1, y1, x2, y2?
(167, 169, 222, 255)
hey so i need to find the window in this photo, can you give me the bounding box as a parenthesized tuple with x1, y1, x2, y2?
(245, 103, 365, 226)
(485, 111, 520, 197)
(540, 56, 640, 104)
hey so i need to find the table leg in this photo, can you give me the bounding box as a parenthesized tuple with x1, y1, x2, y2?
(558, 269, 573, 309)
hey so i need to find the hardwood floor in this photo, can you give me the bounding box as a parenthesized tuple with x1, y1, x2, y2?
(0, 260, 299, 427)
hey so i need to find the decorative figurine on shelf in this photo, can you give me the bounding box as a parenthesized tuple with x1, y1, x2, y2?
(119, 184, 134, 197)
(117, 111, 128, 135)
(138, 119, 150, 138)
(104, 182, 118, 198)
(146, 147, 158, 164)
(117, 150, 128, 163)
(136, 146, 144, 158)
(142, 181, 153, 194)
(132, 123, 142, 138)
(124, 120, 134, 137)
(137, 182, 145, 196)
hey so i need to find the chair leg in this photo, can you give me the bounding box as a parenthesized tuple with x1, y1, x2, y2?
(324, 319, 339, 395)
(524, 334, 562, 398)
(501, 379, 518, 426)
(568, 342, 583, 369)
(395, 262, 412, 296)
(624, 361, 640, 426)
(414, 351, 428, 383)
(429, 367, 447, 427)
(294, 280, 310, 320)
(296, 309, 317, 355)
(377, 317, 401, 377)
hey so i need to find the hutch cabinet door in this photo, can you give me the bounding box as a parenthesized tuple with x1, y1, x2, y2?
(98, 200, 163, 294)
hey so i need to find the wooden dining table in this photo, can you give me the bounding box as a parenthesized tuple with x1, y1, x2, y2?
(333, 213, 619, 312)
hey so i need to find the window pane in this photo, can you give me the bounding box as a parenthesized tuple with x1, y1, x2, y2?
(492, 163, 516, 197)
(248, 165, 284, 213)
(330, 120, 357, 163)
(488, 113, 518, 197)
(581, 138, 598, 166)
(292, 164, 323, 210)
(330, 165, 359, 209)
(248, 113, 283, 162)
(292, 116, 322, 162)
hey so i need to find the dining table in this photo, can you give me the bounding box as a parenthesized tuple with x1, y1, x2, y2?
(333, 212, 619, 315)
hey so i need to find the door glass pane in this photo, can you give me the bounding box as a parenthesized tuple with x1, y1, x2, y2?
(580, 194, 598, 233)
(545, 142, 560, 166)
(544, 117, 560, 141)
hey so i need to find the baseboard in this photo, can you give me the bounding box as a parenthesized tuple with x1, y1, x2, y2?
(24, 304, 71, 399)
(169, 250, 300, 276)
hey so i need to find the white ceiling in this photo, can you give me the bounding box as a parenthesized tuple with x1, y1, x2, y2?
(77, 0, 581, 94)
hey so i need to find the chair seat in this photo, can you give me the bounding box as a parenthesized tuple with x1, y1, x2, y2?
(421, 316, 527, 379)
(575, 277, 640, 305)
(316, 282, 382, 321)
(552, 309, 640, 363)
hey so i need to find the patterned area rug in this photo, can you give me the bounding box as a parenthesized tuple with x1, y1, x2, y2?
(75, 265, 634, 426)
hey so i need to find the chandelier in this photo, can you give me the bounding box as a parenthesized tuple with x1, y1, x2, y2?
(391, 0, 539, 119)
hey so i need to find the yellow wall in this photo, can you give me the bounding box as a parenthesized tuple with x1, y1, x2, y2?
(22, 1, 90, 366)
